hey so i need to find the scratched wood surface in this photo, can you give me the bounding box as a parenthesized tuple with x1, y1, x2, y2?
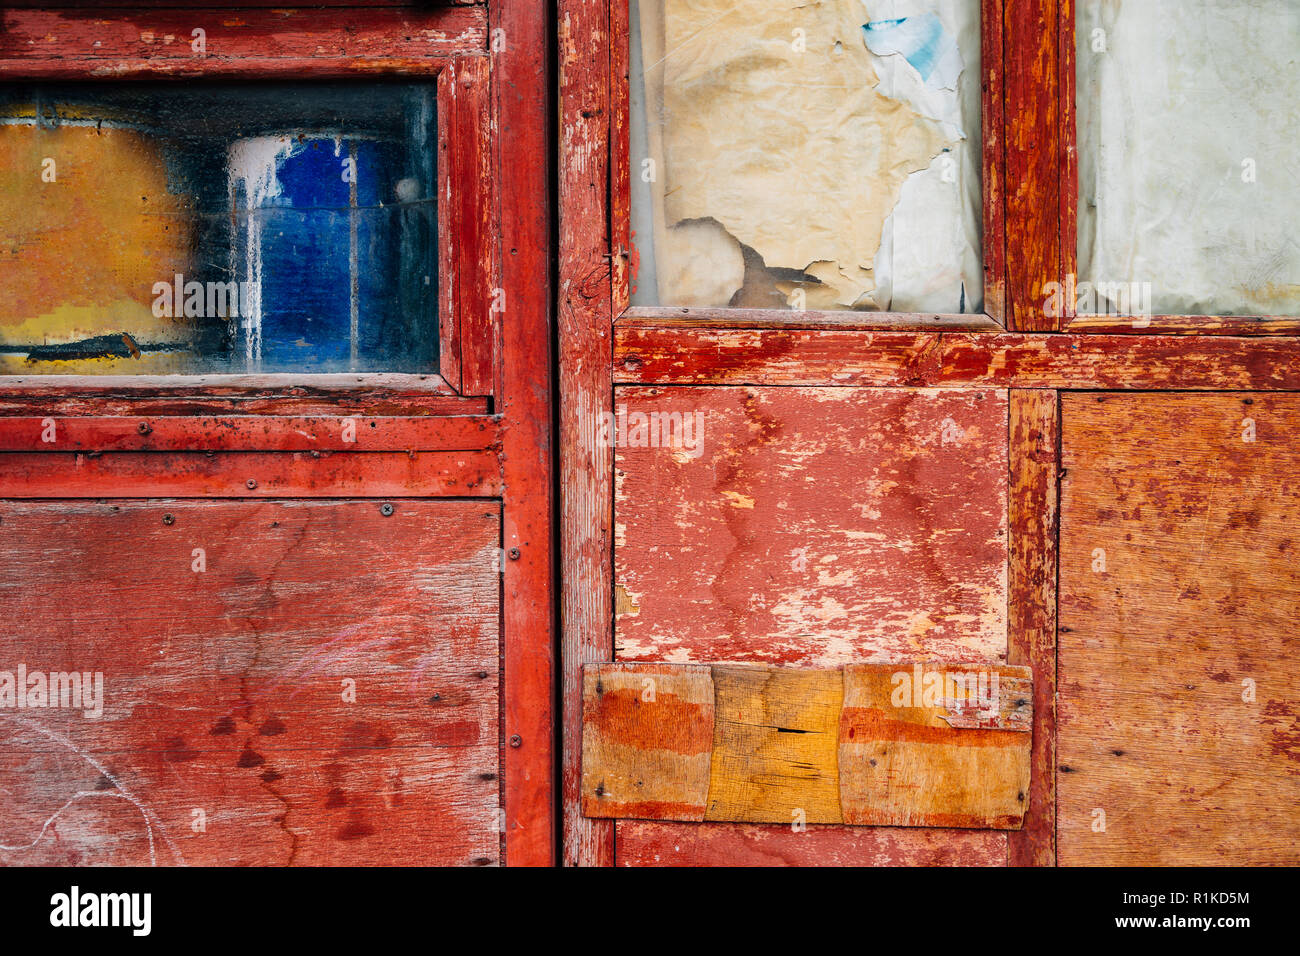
(1058, 393, 1300, 865)
(0, 500, 501, 866)
(706, 666, 843, 825)
(614, 387, 1008, 667)
(1006, 389, 1059, 865)
(580, 663, 713, 821)
(617, 821, 1006, 867)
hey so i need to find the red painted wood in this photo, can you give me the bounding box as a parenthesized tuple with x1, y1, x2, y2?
(557, 0, 617, 867)
(0, 499, 501, 866)
(1003, 0, 1060, 332)
(439, 57, 496, 397)
(982, 0, 1007, 325)
(614, 387, 1008, 667)
(0, 416, 500, 453)
(617, 822, 1005, 867)
(1006, 390, 1058, 866)
(0, 7, 485, 77)
(615, 325, 1300, 390)
(495, 0, 556, 867)
(0, 451, 502, 498)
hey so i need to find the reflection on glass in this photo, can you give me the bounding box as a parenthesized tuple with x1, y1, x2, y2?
(0, 82, 437, 374)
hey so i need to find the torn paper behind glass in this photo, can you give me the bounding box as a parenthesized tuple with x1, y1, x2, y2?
(630, 0, 983, 313)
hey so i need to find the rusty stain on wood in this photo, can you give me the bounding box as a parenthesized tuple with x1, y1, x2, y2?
(1058, 393, 1300, 865)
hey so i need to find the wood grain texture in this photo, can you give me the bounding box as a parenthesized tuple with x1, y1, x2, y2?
(437, 56, 495, 396)
(614, 387, 1008, 667)
(839, 663, 1031, 829)
(581, 663, 713, 821)
(582, 662, 1031, 830)
(0, 500, 501, 866)
(1003, 0, 1059, 332)
(615, 326, 1300, 390)
(981, 0, 1007, 324)
(557, 0, 617, 866)
(1006, 390, 1059, 866)
(617, 820, 1007, 866)
(0, 450, 502, 498)
(1058, 393, 1300, 865)
(0, 7, 485, 76)
(706, 666, 843, 825)
(0, 416, 500, 453)
(495, 0, 556, 867)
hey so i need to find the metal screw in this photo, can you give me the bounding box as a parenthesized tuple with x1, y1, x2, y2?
(162, 513, 175, 526)
(380, 503, 395, 517)
(509, 735, 522, 749)
(246, 479, 258, 490)
(508, 547, 521, 560)
(137, 421, 152, 435)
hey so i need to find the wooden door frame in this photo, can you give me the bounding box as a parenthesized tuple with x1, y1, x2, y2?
(558, 0, 1300, 867)
(0, 0, 554, 866)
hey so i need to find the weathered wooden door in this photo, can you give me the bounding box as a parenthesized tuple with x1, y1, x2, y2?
(559, 0, 1300, 866)
(0, 1, 553, 866)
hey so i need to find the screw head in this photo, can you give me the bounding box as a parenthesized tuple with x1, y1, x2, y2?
(137, 421, 152, 435)
(508, 547, 521, 560)
(162, 513, 175, 526)
(245, 478, 258, 490)
(509, 735, 522, 749)
(380, 503, 395, 517)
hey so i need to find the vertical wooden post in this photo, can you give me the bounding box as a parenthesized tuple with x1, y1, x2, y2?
(558, 0, 618, 866)
(497, 0, 556, 867)
(1007, 389, 1059, 866)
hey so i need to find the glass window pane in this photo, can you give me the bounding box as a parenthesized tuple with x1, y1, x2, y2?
(0, 81, 437, 374)
(630, 0, 983, 313)
(1077, 0, 1300, 318)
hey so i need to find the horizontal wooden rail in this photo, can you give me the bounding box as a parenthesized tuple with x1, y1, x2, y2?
(615, 327, 1300, 390)
(0, 415, 501, 453)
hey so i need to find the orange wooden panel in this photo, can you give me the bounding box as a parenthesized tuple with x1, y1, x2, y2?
(614, 386, 1008, 666)
(1058, 393, 1300, 865)
(0, 499, 501, 866)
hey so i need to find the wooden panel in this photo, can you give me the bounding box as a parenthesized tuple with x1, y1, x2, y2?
(615, 387, 1008, 666)
(580, 663, 713, 821)
(0, 450, 501, 498)
(1006, 390, 1059, 866)
(438, 56, 495, 396)
(706, 667, 842, 825)
(617, 821, 1006, 867)
(839, 663, 1031, 829)
(1058, 393, 1300, 865)
(615, 326, 1300, 390)
(981, 0, 1007, 324)
(0, 500, 500, 866)
(0, 7, 485, 76)
(582, 663, 1031, 829)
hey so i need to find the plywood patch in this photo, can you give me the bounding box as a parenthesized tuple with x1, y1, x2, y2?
(1058, 393, 1300, 865)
